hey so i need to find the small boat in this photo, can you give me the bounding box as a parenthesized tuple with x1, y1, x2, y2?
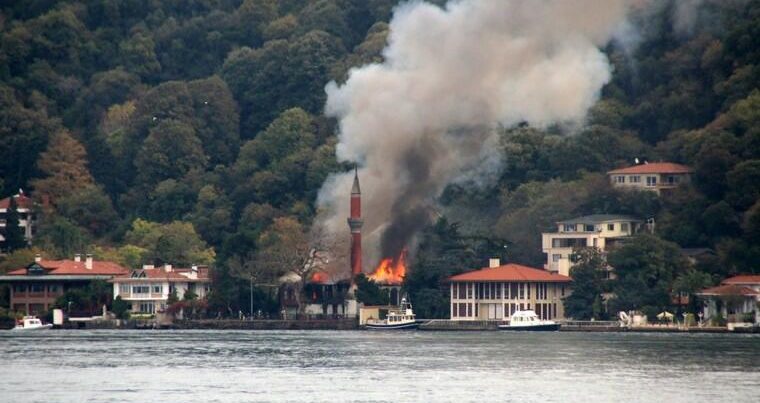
(365, 298, 419, 330)
(498, 310, 560, 331)
(12, 316, 53, 331)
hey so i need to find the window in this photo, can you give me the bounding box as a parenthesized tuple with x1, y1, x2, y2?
(467, 283, 472, 299)
(13, 285, 27, 293)
(452, 304, 457, 317)
(467, 304, 472, 317)
(552, 238, 587, 248)
(607, 223, 615, 231)
(584, 224, 594, 232)
(120, 284, 130, 294)
(510, 283, 517, 299)
(631, 175, 641, 183)
(48, 285, 58, 293)
(646, 176, 657, 186)
(552, 254, 561, 262)
(518, 283, 524, 299)
(615, 175, 625, 183)
(458, 303, 467, 317)
(138, 302, 154, 313)
(30, 284, 45, 293)
(563, 224, 576, 232)
(665, 175, 680, 184)
(458, 283, 466, 299)
(621, 223, 629, 232)
(527, 284, 531, 299)
(152, 285, 162, 294)
(495, 283, 501, 299)
(133, 286, 150, 294)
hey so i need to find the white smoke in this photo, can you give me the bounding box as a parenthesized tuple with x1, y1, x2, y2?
(317, 0, 633, 270)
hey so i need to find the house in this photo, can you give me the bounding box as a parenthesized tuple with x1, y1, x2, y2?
(0, 191, 36, 247)
(0, 254, 128, 315)
(607, 162, 692, 194)
(110, 264, 210, 315)
(279, 271, 352, 319)
(542, 214, 642, 277)
(697, 275, 760, 324)
(448, 259, 572, 321)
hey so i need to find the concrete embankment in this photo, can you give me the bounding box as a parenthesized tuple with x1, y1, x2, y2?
(417, 319, 747, 333)
(172, 319, 360, 330)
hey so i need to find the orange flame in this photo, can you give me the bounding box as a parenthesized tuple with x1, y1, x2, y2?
(368, 251, 407, 285)
(311, 271, 329, 284)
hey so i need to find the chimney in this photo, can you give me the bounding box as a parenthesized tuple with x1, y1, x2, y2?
(164, 264, 172, 272)
(74, 254, 81, 262)
(189, 265, 198, 279)
(85, 254, 93, 270)
(34, 254, 41, 263)
(489, 258, 501, 268)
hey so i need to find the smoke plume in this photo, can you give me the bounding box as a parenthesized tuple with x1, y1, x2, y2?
(317, 0, 632, 268)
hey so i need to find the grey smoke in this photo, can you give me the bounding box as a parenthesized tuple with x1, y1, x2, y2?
(316, 0, 633, 269)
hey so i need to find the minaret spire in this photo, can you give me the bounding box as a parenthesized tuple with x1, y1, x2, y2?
(348, 166, 363, 279)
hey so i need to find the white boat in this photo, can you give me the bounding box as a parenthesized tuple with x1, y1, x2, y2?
(365, 298, 419, 330)
(498, 310, 560, 331)
(11, 316, 53, 331)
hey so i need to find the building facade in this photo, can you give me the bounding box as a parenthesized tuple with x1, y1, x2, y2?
(111, 265, 210, 315)
(542, 215, 642, 277)
(0, 192, 36, 247)
(607, 162, 692, 194)
(0, 254, 127, 315)
(448, 260, 572, 321)
(698, 275, 760, 324)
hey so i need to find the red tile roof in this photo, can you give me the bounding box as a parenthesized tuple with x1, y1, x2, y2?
(449, 263, 571, 283)
(0, 193, 33, 210)
(607, 162, 693, 175)
(697, 284, 759, 297)
(6, 259, 128, 276)
(722, 275, 760, 285)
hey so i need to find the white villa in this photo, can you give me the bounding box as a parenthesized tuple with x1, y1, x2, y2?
(110, 265, 210, 315)
(448, 259, 572, 321)
(607, 162, 692, 194)
(0, 192, 36, 247)
(697, 275, 760, 324)
(542, 215, 642, 277)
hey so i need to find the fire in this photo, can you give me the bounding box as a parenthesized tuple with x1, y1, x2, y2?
(311, 271, 329, 284)
(368, 251, 407, 285)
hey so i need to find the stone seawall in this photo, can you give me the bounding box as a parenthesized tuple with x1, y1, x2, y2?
(173, 319, 360, 330)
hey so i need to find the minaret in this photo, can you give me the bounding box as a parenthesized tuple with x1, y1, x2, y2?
(347, 166, 363, 279)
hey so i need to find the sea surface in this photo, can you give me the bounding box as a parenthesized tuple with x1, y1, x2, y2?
(0, 330, 758, 402)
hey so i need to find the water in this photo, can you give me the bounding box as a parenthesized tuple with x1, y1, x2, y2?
(1, 330, 758, 402)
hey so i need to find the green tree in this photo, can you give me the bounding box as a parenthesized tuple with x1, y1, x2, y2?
(562, 248, 606, 320)
(56, 185, 118, 238)
(111, 296, 130, 320)
(124, 219, 215, 266)
(607, 235, 689, 318)
(355, 274, 389, 305)
(3, 196, 27, 252)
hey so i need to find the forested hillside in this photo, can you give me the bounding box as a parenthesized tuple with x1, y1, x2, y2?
(0, 0, 758, 318)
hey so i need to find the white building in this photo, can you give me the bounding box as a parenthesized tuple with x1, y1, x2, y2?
(111, 264, 211, 315)
(607, 162, 692, 195)
(697, 275, 760, 325)
(448, 259, 572, 321)
(0, 192, 35, 246)
(542, 215, 642, 277)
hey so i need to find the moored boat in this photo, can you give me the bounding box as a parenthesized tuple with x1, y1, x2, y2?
(498, 310, 560, 331)
(12, 316, 53, 331)
(365, 298, 419, 330)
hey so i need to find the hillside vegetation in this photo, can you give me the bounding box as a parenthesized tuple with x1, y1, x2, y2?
(0, 0, 758, 318)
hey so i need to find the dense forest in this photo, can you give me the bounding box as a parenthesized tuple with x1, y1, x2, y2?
(0, 0, 758, 319)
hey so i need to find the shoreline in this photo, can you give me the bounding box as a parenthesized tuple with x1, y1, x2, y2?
(6, 318, 755, 333)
